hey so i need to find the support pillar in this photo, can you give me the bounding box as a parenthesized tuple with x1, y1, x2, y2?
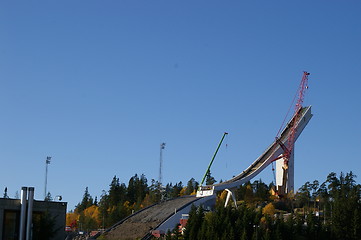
(224, 189, 237, 209)
(276, 151, 294, 195)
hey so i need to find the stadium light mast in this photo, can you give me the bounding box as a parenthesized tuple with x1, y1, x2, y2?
(44, 156, 51, 200)
(159, 143, 166, 186)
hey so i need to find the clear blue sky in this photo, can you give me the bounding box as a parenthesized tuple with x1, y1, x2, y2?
(1, 1, 360, 211)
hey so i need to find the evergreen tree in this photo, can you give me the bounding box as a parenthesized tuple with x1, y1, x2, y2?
(98, 190, 110, 228)
(252, 179, 270, 201)
(108, 176, 127, 206)
(171, 181, 183, 198)
(185, 178, 198, 195)
(75, 187, 93, 213)
(127, 174, 137, 203)
(3, 187, 9, 198)
(184, 205, 204, 240)
(205, 171, 216, 185)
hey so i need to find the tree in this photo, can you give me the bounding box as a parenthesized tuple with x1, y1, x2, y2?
(170, 181, 183, 198)
(108, 176, 127, 206)
(185, 178, 198, 195)
(183, 205, 204, 239)
(252, 179, 270, 201)
(98, 190, 110, 228)
(3, 187, 9, 198)
(295, 181, 311, 209)
(66, 211, 79, 229)
(326, 172, 361, 240)
(75, 187, 94, 213)
(262, 203, 275, 216)
(206, 171, 216, 185)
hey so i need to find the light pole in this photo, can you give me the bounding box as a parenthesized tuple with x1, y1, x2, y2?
(159, 143, 166, 186)
(44, 156, 51, 200)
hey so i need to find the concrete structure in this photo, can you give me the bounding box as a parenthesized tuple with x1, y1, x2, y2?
(0, 194, 67, 240)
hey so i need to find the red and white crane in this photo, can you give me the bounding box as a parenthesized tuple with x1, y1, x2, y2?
(272, 71, 310, 196)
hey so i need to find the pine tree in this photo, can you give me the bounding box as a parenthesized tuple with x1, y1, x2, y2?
(75, 187, 93, 213)
(3, 187, 9, 198)
(205, 171, 216, 185)
(185, 178, 198, 195)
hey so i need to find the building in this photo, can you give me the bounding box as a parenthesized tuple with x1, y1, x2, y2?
(0, 187, 67, 240)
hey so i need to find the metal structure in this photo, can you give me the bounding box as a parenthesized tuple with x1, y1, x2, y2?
(272, 71, 310, 195)
(44, 156, 51, 200)
(158, 143, 166, 186)
(200, 132, 228, 186)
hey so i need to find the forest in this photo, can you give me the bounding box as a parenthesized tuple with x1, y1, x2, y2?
(66, 171, 361, 240)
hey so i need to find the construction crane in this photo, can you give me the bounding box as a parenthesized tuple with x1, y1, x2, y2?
(272, 71, 310, 196)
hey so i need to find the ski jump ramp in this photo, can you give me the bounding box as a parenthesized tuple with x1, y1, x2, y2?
(214, 105, 312, 192)
(99, 106, 313, 239)
(155, 106, 312, 233)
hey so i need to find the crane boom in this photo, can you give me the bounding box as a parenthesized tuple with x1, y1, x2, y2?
(273, 72, 310, 162)
(200, 132, 228, 186)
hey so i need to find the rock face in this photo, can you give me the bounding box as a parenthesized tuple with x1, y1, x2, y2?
(101, 196, 196, 240)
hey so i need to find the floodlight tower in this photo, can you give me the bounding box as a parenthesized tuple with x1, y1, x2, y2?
(44, 156, 51, 199)
(159, 143, 166, 186)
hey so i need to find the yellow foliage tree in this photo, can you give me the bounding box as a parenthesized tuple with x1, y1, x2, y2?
(179, 187, 187, 196)
(141, 193, 153, 207)
(66, 212, 79, 228)
(83, 205, 101, 226)
(262, 203, 275, 216)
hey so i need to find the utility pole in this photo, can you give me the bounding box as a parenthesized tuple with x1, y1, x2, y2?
(44, 156, 51, 200)
(159, 143, 166, 186)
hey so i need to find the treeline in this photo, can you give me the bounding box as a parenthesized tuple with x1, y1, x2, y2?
(165, 171, 361, 240)
(66, 173, 210, 231)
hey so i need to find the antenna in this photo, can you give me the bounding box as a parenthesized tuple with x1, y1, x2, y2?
(159, 143, 166, 186)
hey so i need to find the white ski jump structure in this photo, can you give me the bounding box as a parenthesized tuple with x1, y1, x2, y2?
(156, 105, 312, 233)
(214, 105, 312, 194)
(99, 73, 313, 239)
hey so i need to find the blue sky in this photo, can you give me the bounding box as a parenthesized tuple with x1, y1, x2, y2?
(1, 1, 360, 211)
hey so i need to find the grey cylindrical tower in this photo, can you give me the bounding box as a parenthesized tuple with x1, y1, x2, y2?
(19, 187, 28, 240)
(26, 187, 35, 240)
